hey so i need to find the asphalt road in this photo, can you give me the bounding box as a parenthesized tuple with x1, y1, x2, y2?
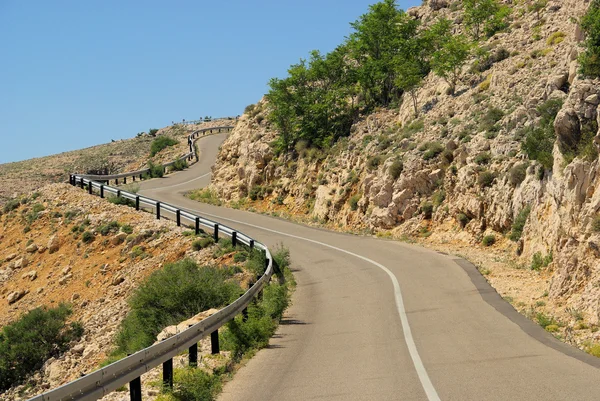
(138, 133, 600, 401)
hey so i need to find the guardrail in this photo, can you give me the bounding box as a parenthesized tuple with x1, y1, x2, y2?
(78, 126, 234, 185)
(27, 125, 281, 401)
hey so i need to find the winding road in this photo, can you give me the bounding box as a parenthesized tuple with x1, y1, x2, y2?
(138, 133, 600, 401)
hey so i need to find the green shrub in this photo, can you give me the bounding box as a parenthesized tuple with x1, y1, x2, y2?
(107, 196, 136, 208)
(99, 221, 120, 236)
(432, 190, 445, 207)
(3, 199, 20, 214)
(172, 159, 189, 171)
(249, 185, 265, 201)
(510, 206, 531, 241)
(0, 304, 83, 391)
(482, 235, 496, 246)
(457, 213, 469, 228)
(188, 189, 222, 206)
(474, 152, 492, 165)
(192, 237, 215, 251)
(509, 163, 528, 187)
(367, 155, 382, 170)
(531, 251, 552, 271)
(522, 99, 563, 170)
(167, 367, 221, 401)
(401, 119, 424, 136)
(148, 128, 159, 137)
(478, 170, 495, 187)
(349, 194, 360, 211)
(536, 312, 556, 329)
(82, 231, 94, 244)
(222, 247, 292, 360)
(113, 260, 241, 355)
(421, 202, 434, 219)
(420, 142, 444, 160)
(147, 161, 165, 178)
(547, 31, 566, 46)
(121, 224, 133, 234)
(389, 159, 403, 180)
(580, 0, 600, 78)
(150, 136, 179, 157)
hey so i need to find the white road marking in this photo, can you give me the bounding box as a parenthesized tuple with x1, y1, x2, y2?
(186, 206, 442, 401)
(146, 172, 211, 191)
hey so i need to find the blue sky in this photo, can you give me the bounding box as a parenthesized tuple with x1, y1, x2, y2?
(0, 0, 420, 164)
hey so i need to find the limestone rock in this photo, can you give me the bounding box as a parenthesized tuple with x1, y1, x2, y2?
(554, 108, 581, 153)
(7, 290, 27, 304)
(25, 243, 38, 253)
(48, 235, 60, 254)
(111, 232, 127, 245)
(22, 270, 37, 281)
(156, 309, 219, 342)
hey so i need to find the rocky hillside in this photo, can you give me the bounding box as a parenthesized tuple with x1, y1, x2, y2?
(0, 184, 249, 400)
(0, 119, 235, 205)
(204, 0, 600, 353)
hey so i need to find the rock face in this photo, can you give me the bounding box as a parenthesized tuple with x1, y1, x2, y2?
(48, 235, 60, 254)
(208, 0, 600, 329)
(155, 308, 219, 342)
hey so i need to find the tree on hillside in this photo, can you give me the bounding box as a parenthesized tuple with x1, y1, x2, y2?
(528, 0, 548, 21)
(348, 0, 419, 108)
(266, 47, 356, 154)
(580, 0, 600, 78)
(431, 34, 472, 95)
(463, 0, 509, 40)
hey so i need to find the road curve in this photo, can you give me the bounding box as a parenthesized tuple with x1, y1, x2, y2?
(138, 133, 600, 401)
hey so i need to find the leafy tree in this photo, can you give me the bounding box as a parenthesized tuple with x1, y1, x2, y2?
(463, 0, 509, 40)
(395, 55, 426, 117)
(580, 0, 600, 78)
(528, 0, 547, 20)
(348, 0, 419, 108)
(431, 34, 472, 95)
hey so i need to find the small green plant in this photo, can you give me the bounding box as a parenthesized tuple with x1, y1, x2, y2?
(147, 161, 165, 178)
(421, 202, 434, 219)
(457, 213, 469, 228)
(531, 251, 553, 271)
(547, 31, 566, 46)
(389, 159, 403, 180)
(164, 367, 222, 401)
(482, 235, 496, 246)
(107, 196, 136, 208)
(171, 159, 188, 171)
(349, 194, 360, 211)
(99, 221, 120, 236)
(188, 188, 222, 206)
(192, 237, 215, 251)
(478, 170, 495, 188)
(367, 155, 383, 170)
(82, 231, 94, 244)
(510, 206, 531, 241)
(419, 141, 444, 160)
(3, 199, 20, 214)
(121, 224, 133, 234)
(150, 136, 179, 157)
(509, 163, 528, 187)
(148, 128, 159, 137)
(474, 152, 492, 165)
(536, 311, 556, 329)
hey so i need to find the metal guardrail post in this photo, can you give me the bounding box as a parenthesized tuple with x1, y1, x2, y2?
(80, 178, 84, 189)
(136, 196, 140, 211)
(176, 210, 181, 226)
(189, 343, 198, 366)
(117, 189, 121, 198)
(211, 330, 220, 354)
(214, 224, 219, 242)
(140, 173, 143, 180)
(88, 182, 92, 195)
(250, 239, 254, 249)
(156, 202, 161, 219)
(100, 185, 104, 198)
(195, 217, 200, 235)
(116, 178, 119, 185)
(163, 359, 173, 390)
(124, 176, 127, 184)
(129, 377, 142, 401)
(232, 231, 237, 247)
(242, 307, 248, 322)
